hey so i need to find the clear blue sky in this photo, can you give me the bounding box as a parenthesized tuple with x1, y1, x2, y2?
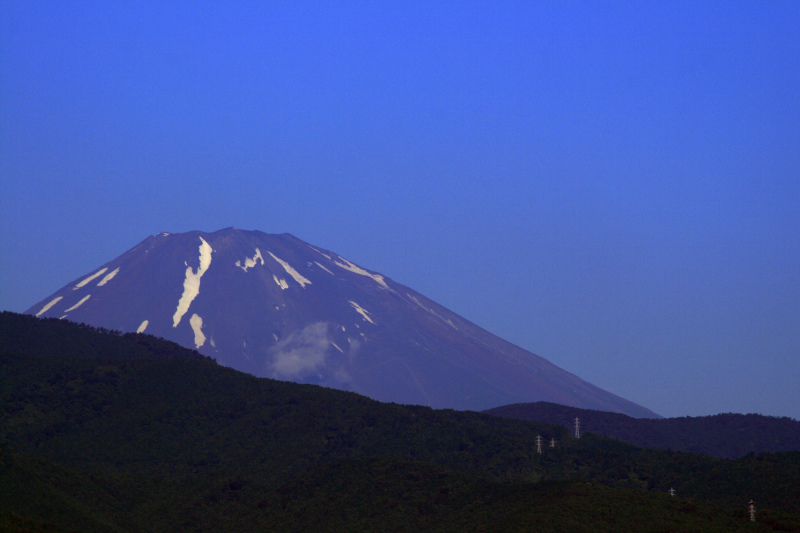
(2, 1, 798, 419)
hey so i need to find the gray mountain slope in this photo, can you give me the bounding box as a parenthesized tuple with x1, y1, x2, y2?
(26, 228, 660, 417)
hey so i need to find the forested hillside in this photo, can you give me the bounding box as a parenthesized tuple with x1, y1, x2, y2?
(2, 312, 799, 532)
(484, 402, 800, 458)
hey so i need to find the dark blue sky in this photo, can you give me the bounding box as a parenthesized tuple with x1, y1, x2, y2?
(2, 1, 798, 419)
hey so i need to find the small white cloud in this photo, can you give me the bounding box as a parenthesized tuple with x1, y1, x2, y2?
(270, 322, 330, 377)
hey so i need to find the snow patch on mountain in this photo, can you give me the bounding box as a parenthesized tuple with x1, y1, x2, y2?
(65, 294, 91, 313)
(268, 252, 311, 288)
(236, 248, 264, 272)
(273, 275, 289, 290)
(190, 313, 206, 348)
(172, 237, 213, 328)
(407, 294, 458, 330)
(314, 261, 334, 275)
(74, 268, 108, 289)
(349, 301, 375, 324)
(334, 257, 391, 290)
(309, 245, 331, 260)
(36, 296, 63, 317)
(137, 320, 149, 333)
(96, 267, 120, 286)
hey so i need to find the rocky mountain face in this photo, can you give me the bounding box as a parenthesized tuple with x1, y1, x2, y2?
(26, 228, 659, 417)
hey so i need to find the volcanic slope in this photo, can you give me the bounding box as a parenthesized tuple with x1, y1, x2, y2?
(26, 228, 658, 416)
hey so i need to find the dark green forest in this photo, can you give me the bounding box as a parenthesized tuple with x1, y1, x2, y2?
(2, 311, 799, 532)
(485, 402, 800, 458)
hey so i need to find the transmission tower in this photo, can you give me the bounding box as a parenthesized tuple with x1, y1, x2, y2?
(574, 417, 580, 439)
(536, 434, 543, 454)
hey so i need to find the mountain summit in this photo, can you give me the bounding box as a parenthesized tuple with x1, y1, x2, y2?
(26, 228, 658, 417)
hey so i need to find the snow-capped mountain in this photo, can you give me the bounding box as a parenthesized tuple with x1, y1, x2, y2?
(26, 228, 659, 417)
